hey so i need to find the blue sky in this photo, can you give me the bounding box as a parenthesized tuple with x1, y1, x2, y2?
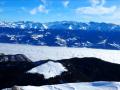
(0, 0, 120, 24)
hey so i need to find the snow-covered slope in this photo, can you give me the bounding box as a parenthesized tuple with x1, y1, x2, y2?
(28, 61, 67, 79)
(0, 43, 120, 64)
(21, 82, 120, 90)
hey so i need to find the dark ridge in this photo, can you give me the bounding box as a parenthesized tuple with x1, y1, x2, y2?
(1, 55, 120, 89)
(47, 57, 120, 82)
(30, 57, 120, 85)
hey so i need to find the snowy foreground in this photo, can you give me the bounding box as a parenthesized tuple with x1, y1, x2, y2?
(21, 82, 120, 90)
(1, 43, 120, 90)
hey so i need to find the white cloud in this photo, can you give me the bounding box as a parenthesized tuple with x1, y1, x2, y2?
(38, 5, 49, 13)
(75, 0, 116, 15)
(76, 6, 116, 15)
(63, 0, 69, 7)
(90, 0, 105, 7)
(30, 0, 48, 15)
(30, 8, 37, 15)
(40, 0, 47, 5)
(74, 0, 120, 24)
(103, 8, 120, 24)
(30, 5, 49, 15)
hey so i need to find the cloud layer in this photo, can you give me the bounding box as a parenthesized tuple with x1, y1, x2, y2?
(30, 0, 49, 15)
(30, 5, 48, 15)
(76, 0, 117, 15)
(76, 6, 116, 15)
(90, 0, 105, 7)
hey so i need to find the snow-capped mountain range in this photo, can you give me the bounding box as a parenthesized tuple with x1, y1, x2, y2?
(0, 21, 120, 50)
(0, 21, 120, 30)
